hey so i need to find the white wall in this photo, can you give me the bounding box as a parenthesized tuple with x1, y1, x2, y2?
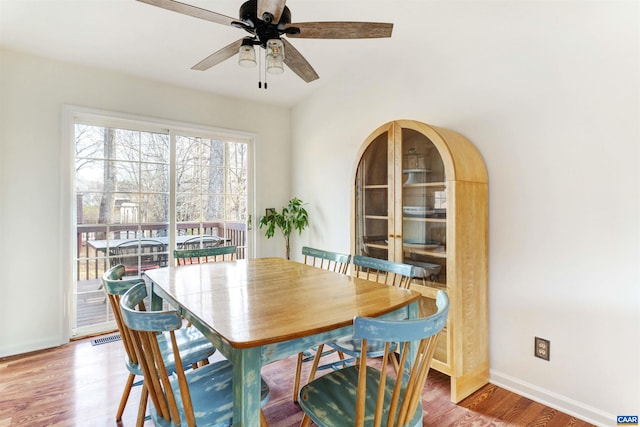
(0, 48, 291, 356)
(290, 1, 639, 425)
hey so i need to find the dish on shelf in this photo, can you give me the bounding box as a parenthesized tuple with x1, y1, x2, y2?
(403, 239, 440, 250)
(402, 168, 431, 173)
(404, 260, 442, 277)
(403, 206, 435, 217)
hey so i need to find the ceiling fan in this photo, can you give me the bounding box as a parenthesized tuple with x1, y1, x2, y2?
(137, 0, 393, 84)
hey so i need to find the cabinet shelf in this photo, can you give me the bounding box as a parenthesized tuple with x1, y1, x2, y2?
(403, 217, 446, 223)
(403, 181, 446, 189)
(403, 246, 446, 258)
(363, 241, 388, 250)
(363, 215, 388, 220)
(363, 184, 388, 190)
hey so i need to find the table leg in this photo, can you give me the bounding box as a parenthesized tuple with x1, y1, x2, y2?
(231, 346, 262, 427)
(149, 282, 163, 311)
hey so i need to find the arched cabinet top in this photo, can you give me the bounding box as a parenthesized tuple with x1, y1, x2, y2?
(352, 119, 487, 184)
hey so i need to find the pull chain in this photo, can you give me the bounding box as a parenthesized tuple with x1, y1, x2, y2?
(258, 48, 262, 89)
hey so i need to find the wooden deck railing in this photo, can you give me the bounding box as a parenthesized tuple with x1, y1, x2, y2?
(76, 222, 247, 281)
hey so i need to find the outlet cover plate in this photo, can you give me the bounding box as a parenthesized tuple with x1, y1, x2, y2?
(535, 337, 550, 361)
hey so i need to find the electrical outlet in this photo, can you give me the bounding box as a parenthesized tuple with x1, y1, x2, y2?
(534, 337, 550, 361)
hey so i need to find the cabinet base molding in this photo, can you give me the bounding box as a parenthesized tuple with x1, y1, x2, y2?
(450, 362, 489, 403)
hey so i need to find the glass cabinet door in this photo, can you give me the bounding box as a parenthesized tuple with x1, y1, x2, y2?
(400, 128, 447, 289)
(354, 124, 448, 288)
(355, 131, 390, 260)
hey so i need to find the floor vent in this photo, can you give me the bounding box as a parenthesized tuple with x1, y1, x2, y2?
(91, 334, 122, 346)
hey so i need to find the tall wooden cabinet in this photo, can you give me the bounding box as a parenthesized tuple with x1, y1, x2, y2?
(351, 120, 488, 402)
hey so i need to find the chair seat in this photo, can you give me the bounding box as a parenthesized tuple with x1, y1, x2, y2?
(125, 326, 215, 375)
(151, 359, 270, 427)
(299, 366, 422, 427)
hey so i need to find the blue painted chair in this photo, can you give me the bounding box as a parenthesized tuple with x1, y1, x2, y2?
(301, 246, 351, 274)
(292, 246, 352, 402)
(173, 245, 237, 265)
(309, 255, 415, 388)
(299, 291, 449, 427)
(119, 282, 270, 427)
(307, 256, 416, 378)
(102, 265, 216, 426)
(351, 255, 415, 289)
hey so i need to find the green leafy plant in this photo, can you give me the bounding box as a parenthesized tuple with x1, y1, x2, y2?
(259, 197, 309, 260)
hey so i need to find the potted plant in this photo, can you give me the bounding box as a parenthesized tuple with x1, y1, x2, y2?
(259, 197, 309, 260)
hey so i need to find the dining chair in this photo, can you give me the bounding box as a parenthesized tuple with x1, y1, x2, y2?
(351, 255, 415, 289)
(173, 245, 237, 265)
(109, 239, 168, 276)
(119, 282, 271, 427)
(302, 246, 351, 274)
(292, 246, 352, 402)
(102, 265, 216, 426)
(304, 256, 417, 386)
(299, 290, 449, 427)
(179, 234, 225, 250)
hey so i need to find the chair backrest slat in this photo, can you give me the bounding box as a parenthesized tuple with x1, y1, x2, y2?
(352, 255, 415, 289)
(302, 246, 351, 274)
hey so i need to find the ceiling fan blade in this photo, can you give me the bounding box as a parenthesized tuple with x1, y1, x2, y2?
(191, 39, 244, 71)
(282, 39, 319, 83)
(285, 22, 393, 39)
(257, 0, 287, 23)
(137, 0, 237, 27)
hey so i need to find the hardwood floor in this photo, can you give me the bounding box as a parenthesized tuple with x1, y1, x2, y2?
(0, 337, 594, 427)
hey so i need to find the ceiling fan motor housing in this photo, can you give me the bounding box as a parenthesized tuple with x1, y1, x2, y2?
(239, 0, 292, 46)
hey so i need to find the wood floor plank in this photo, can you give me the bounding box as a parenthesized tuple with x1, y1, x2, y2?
(0, 337, 596, 427)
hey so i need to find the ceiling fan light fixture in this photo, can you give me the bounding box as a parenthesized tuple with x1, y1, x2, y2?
(266, 39, 285, 75)
(238, 39, 257, 68)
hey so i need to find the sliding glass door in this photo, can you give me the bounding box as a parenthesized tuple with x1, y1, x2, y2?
(72, 113, 252, 337)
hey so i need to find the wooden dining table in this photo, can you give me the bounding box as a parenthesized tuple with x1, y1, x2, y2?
(144, 257, 421, 427)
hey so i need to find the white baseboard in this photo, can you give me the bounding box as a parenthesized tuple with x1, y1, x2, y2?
(0, 337, 63, 359)
(490, 370, 615, 427)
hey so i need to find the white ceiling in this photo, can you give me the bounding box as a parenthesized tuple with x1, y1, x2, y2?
(0, 0, 404, 107)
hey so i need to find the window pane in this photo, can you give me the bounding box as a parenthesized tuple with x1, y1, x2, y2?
(177, 193, 203, 222)
(113, 160, 139, 192)
(176, 135, 200, 165)
(114, 129, 140, 161)
(209, 139, 225, 167)
(114, 193, 140, 225)
(75, 125, 105, 159)
(227, 168, 246, 194)
(226, 195, 247, 221)
(141, 133, 169, 163)
(204, 195, 224, 221)
(140, 193, 169, 223)
(141, 162, 169, 192)
(176, 164, 201, 193)
(205, 166, 225, 194)
(76, 158, 104, 192)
